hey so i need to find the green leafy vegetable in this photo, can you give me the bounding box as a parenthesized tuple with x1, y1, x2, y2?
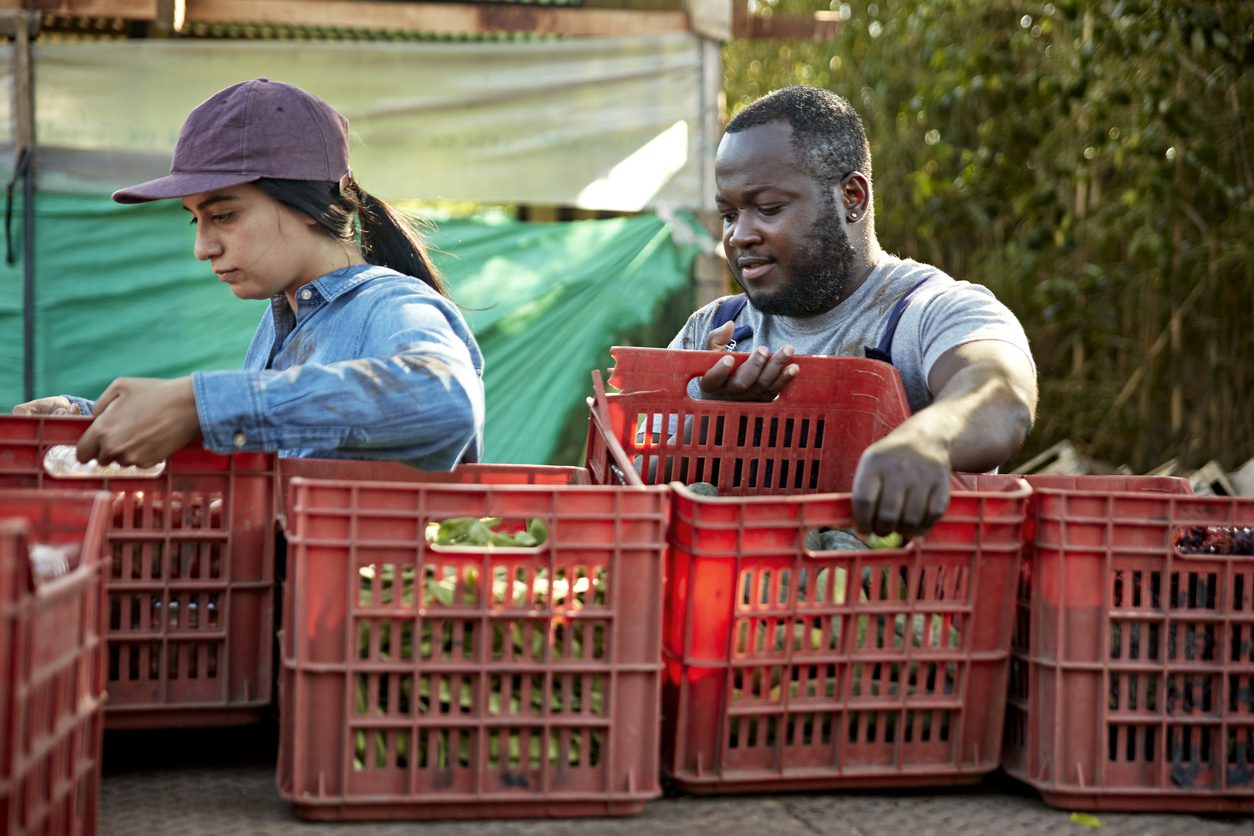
(352, 549, 609, 773)
(426, 517, 549, 548)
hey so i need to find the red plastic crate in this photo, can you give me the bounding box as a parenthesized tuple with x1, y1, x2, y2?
(586, 347, 1031, 792)
(0, 415, 276, 728)
(1003, 474, 1254, 813)
(276, 458, 588, 523)
(277, 465, 668, 820)
(585, 347, 912, 495)
(0, 488, 110, 836)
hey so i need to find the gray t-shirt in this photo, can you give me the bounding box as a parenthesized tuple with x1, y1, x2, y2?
(668, 254, 1034, 413)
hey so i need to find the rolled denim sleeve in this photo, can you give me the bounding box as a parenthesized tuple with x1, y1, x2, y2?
(65, 395, 96, 416)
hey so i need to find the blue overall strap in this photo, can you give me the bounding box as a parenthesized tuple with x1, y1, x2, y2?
(710, 293, 753, 349)
(864, 273, 948, 365)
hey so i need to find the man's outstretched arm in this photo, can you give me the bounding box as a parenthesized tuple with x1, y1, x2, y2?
(851, 339, 1038, 536)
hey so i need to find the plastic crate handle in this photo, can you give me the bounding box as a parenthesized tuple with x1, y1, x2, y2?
(604, 346, 912, 415)
(802, 538, 917, 559)
(1170, 494, 1254, 560)
(671, 480, 923, 555)
(43, 444, 166, 479)
(1168, 494, 1254, 524)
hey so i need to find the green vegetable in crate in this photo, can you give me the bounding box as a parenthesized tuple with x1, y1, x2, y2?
(686, 481, 720, 497)
(803, 527, 903, 551)
(353, 554, 612, 772)
(426, 516, 549, 548)
(805, 527, 867, 551)
(428, 516, 493, 545)
(865, 531, 904, 549)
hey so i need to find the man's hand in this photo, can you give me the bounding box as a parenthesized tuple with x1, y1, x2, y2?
(705, 320, 736, 352)
(698, 326, 800, 402)
(76, 377, 202, 467)
(850, 427, 951, 536)
(12, 396, 81, 416)
(851, 340, 1036, 537)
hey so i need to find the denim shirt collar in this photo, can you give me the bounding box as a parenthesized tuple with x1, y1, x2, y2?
(267, 264, 396, 361)
(284, 263, 392, 306)
(307, 263, 395, 303)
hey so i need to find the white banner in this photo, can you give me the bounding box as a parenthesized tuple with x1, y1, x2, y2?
(4, 35, 709, 210)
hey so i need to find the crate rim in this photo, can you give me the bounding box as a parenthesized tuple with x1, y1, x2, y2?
(285, 474, 672, 495)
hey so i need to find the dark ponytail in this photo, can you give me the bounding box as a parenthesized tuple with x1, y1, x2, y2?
(253, 177, 450, 298)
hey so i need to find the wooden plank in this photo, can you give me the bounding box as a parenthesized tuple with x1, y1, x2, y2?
(698, 35, 720, 203)
(729, 2, 841, 41)
(730, 0, 746, 37)
(687, 0, 730, 41)
(184, 1, 691, 37)
(14, 12, 32, 147)
(151, 0, 185, 34)
(1, 0, 835, 41)
(11, 9, 37, 402)
(0, 0, 156, 20)
(0, 9, 41, 36)
(745, 10, 840, 42)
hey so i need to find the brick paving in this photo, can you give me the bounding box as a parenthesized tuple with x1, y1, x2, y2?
(99, 726, 1252, 836)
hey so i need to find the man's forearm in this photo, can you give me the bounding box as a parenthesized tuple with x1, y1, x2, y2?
(903, 361, 1036, 473)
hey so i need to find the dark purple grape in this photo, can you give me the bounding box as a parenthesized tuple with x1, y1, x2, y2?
(1174, 526, 1254, 555)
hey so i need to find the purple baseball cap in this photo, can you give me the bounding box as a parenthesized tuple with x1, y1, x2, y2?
(112, 78, 350, 204)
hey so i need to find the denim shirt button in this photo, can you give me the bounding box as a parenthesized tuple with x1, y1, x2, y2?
(232, 432, 247, 448)
(300, 288, 313, 301)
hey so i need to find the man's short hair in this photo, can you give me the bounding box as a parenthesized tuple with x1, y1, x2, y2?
(726, 86, 872, 187)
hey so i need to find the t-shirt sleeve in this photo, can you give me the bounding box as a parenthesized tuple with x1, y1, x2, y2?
(913, 283, 1035, 386)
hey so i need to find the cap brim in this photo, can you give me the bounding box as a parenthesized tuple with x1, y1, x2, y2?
(111, 171, 260, 204)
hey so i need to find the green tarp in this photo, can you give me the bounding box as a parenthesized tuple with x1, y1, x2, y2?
(0, 193, 702, 464)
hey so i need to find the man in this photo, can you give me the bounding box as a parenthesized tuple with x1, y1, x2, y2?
(669, 86, 1037, 536)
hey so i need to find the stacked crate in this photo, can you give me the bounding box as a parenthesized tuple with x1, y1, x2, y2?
(277, 461, 669, 820)
(1003, 474, 1254, 812)
(0, 416, 276, 728)
(0, 489, 110, 835)
(586, 347, 1031, 792)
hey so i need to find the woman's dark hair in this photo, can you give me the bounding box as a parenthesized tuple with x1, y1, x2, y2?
(253, 177, 449, 298)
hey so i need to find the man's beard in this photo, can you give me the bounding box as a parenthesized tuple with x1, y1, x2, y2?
(745, 212, 857, 318)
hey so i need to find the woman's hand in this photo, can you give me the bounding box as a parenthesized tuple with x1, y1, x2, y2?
(76, 377, 202, 467)
(12, 396, 81, 416)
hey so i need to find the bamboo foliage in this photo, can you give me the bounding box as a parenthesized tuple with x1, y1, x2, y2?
(723, 0, 1252, 472)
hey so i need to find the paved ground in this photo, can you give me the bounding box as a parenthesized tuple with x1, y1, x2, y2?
(99, 724, 1252, 836)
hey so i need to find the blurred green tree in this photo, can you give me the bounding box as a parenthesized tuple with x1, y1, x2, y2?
(724, 0, 1253, 472)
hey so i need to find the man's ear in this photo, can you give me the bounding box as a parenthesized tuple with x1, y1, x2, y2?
(841, 172, 871, 222)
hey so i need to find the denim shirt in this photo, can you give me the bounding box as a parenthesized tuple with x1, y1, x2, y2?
(73, 264, 485, 470)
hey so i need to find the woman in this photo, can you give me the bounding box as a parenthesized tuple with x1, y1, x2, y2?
(13, 78, 484, 471)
